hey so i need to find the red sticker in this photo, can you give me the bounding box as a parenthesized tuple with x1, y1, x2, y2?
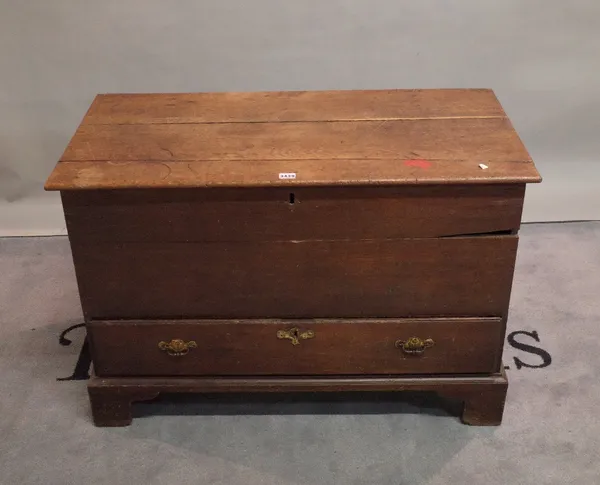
(404, 159, 432, 169)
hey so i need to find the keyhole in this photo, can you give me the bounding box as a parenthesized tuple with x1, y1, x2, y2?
(289, 192, 295, 204)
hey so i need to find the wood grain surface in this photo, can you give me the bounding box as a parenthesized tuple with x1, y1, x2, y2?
(88, 317, 504, 377)
(72, 236, 518, 320)
(44, 89, 541, 190)
(60, 118, 529, 162)
(62, 184, 525, 242)
(82, 89, 507, 124)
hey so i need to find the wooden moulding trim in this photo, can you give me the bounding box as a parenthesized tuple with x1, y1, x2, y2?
(88, 370, 509, 393)
(45, 159, 541, 190)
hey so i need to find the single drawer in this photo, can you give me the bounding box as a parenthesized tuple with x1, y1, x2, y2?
(89, 317, 504, 377)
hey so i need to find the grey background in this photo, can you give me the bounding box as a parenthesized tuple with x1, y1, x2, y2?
(1, 0, 599, 234)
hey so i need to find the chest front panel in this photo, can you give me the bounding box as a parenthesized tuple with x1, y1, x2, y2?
(63, 184, 522, 320)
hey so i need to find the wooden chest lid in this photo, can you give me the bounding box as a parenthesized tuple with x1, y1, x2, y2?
(45, 89, 541, 190)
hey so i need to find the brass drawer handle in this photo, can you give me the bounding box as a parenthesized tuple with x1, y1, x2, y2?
(158, 339, 197, 356)
(395, 337, 434, 355)
(277, 327, 315, 345)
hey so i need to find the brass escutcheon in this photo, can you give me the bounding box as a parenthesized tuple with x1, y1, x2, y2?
(395, 337, 434, 355)
(158, 339, 197, 356)
(276, 327, 315, 345)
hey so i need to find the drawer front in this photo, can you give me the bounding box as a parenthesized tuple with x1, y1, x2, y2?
(73, 236, 518, 320)
(62, 184, 525, 243)
(89, 317, 504, 377)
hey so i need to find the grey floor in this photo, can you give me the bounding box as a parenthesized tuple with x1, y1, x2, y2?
(1, 223, 599, 485)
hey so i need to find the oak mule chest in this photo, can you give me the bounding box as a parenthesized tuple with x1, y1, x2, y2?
(45, 89, 541, 426)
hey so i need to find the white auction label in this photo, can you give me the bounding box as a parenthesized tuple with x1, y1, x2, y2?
(279, 172, 297, 179)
